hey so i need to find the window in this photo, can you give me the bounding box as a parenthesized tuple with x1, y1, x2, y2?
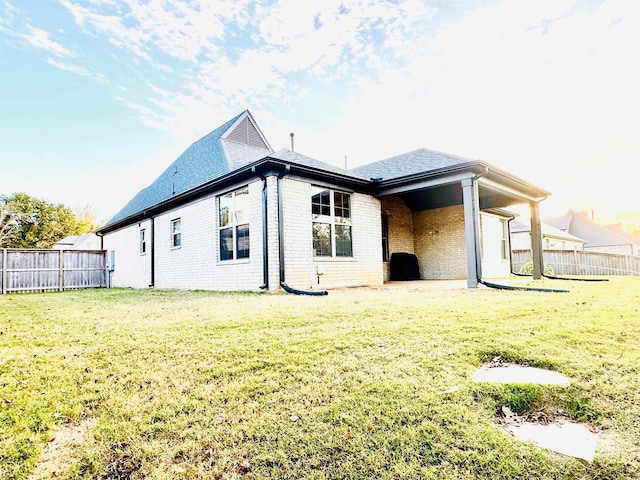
(171, 218, 181, 248)
(500, 218, 508, 260)
(381, 214, 389, 262)
(311, 187, 352, 257)
(219, 186, 249, 260)
(140, 229, 146, 254)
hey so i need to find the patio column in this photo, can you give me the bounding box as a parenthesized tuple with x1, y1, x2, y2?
(529, 201, 543, 279)
(462, 177, 482, 288)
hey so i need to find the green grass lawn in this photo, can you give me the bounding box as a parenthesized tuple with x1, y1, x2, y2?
(1, 277, 639, 479)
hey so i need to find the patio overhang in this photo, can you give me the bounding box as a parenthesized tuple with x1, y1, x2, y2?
(372, 163, 551, 287)
(373, 164, 549, 212)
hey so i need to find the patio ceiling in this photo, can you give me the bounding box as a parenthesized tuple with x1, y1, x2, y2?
(377, 168, 550, 212)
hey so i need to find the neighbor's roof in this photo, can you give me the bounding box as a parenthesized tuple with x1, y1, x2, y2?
(511, 218, 585, 243)
(105, 110, 272, 227)
(53, 235, 80, 245)
(545, 210, 640, 248)
(349, 148, 477, 181)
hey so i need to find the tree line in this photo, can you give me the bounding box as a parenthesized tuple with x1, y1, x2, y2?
(0, 193, 101, 249)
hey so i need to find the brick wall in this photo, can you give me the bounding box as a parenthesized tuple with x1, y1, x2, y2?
(104, 180, 265, 291)
(414, 205, 467, 280)
(103, 219, 153, 288)
(280, 178, 383, 290)
(380, 196, 414, 281)
(103, 177, 384, 292)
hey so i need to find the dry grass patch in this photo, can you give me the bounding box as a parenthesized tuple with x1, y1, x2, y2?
(29, 418, 95, 479)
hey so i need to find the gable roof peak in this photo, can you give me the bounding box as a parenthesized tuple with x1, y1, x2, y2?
(221, 110, 272, 151)
(103, 110, 272, 228)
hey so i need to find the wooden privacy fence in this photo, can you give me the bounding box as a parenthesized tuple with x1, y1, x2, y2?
(1, 249, 108, 294)
(512, 249, 640, 276)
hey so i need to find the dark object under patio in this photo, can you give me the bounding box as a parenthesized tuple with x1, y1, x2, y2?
(389, 252, 421, 281)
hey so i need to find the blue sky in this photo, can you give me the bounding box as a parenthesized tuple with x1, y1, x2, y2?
(1, 0, 638, 224)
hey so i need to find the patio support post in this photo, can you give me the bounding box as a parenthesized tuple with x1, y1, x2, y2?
(462, 176, 482, 288)
(529, 201, 543, 279)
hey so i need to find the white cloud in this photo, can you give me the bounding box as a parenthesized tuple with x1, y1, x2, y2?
(54, 0, 437, 142)
(260, 0, 639, 215)
(46, 58, 102, 79)
(4, 0, 638, 216)
(21, 25, 75, 57)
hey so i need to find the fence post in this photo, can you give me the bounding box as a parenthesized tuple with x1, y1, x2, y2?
(574, 249, 580, 275)
(59, 250, 64, 292)
(2, 249, 6, 294)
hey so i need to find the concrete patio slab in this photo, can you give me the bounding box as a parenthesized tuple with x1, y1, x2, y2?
(472, 364, 570, 386)
(504, 421, 599, 462)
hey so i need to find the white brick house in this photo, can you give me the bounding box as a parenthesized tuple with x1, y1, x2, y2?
(97, 110, 551, 292)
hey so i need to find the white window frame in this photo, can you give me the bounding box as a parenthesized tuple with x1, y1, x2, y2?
(171, 218, 181, 249)
(500, 218, 508, 260)
(311, 187, 353, 258)
(218, 186, 250, 261)
(140, 228, 146, 255)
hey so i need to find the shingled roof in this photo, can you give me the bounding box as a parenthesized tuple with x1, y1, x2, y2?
(511, 218, 585, 243)
(103, 110, 550, 232)
(268, 148, 368, 179)
(349, 148, 477, 181)
(545, 210, 640, 250)
(105, 110, 272, 227)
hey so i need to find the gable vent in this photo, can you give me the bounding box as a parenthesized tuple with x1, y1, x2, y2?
(226, 117, 269, 150)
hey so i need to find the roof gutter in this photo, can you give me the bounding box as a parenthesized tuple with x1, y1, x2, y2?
(373, 162, 485, 189)
(98, 158, 372, 235)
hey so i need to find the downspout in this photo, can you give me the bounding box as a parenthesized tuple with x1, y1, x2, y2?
(276, 168, 328, 296)
(149, 215, 155, 288)
(252, 168, 269, 290)
(508, 213, 605, 283)
(469, 177, 568, 292)
(479, 217, 568, 291)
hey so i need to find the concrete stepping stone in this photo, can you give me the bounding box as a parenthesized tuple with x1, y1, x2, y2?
(471, 359, 604, 461)
(503, 420, 599, 462)
(472, 362, 570, 386)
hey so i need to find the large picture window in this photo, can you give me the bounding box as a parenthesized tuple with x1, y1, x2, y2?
(219, 186, 250, 261)
(311, 187, 352, 257)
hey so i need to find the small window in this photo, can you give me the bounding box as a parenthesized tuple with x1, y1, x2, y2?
(500, 218, 508, 260)
(218, 186, 249, 260)
(311, 187, 352, 257)
(381, 214, 389, 262)
(171, 218, 181, 248)
(140, 229, 146, 255)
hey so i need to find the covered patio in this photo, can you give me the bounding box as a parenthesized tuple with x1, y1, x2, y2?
(356, 151, 551, 288)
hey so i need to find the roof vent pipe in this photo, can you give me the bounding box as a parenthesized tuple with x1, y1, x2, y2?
(290, 132, 294, 152)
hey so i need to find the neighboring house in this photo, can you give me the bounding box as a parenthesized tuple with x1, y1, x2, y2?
(97, 110, 551, 292)
(510, 218, 586, 251)
(52, 233, 102, 250)
(545, 210, 640, 256)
